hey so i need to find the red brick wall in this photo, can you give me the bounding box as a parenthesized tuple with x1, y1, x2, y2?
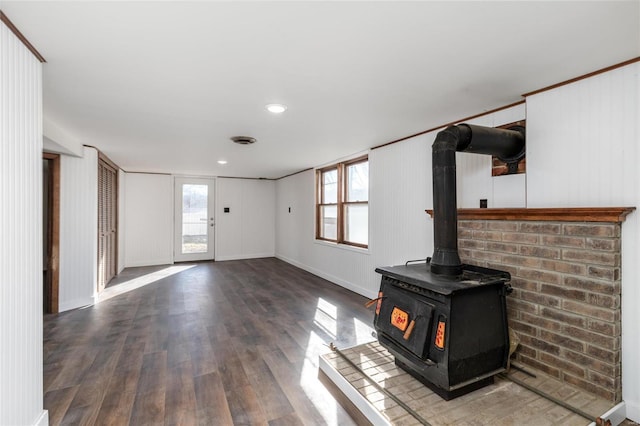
(457, 219, 621, 402)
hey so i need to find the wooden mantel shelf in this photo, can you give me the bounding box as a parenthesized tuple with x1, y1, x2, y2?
(425, 207, 635, 223)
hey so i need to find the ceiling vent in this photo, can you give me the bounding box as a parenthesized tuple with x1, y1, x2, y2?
(231, 136, 256, 145)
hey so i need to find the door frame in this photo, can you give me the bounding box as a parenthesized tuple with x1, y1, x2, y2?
(174, 177, 216, 262)
(97, 152, 119, 291)
(43, 152, 60, 314)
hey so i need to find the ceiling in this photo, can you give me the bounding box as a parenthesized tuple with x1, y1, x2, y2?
(3, 1, 639, 179)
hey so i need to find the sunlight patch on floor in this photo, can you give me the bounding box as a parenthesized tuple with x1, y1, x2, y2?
(300, 329, 341, 425)
(353, 317, 376, 345)
(313, 297, 338, 340)
(96, 264, 196, 303)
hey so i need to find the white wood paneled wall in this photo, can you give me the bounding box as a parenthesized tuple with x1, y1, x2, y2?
(117, 169, 127, 274)
(456, 103, 526, 208)
(275, 106, 527, 300)
(527, 64, 638, 208)
(276, 168, 378, 297)
(526, 62, 640, 421)
(124, 173, 173, 267)
(216, 178, 275, 260)
(59, 147, 98, 312)
(276, 134, 434, 299)
(369, 134, 432, 272)
(0, 20, 48, 426)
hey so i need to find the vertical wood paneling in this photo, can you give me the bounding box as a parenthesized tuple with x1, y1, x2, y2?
(0, 21, 46, 425)
(631, 63, 640, 422)
(526, 63, 638, 207)
(457, 151, 493, 208)
(216, 178, 276, 260)
(370, 134, 431, 268)
(216, 178, 243, 258)
(59, 147, 98, 311)
(124, 173, 173, 267)
(240, 179, 275, 257)
(117, 169, 127, 274)
(275, 170, 315, 267)
(456, 115, 493, 208)
(457, 106, 526, 208)
(274, 105, 526, 300)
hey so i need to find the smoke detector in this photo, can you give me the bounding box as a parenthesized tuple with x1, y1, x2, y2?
(231, 136, 256, 145)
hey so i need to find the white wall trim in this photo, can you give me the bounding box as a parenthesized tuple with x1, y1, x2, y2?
(313, 149, 371, 171)
(314, 239, 370, 255)
(276, 254, 377, 299)
(59, 297, 95, 313)
(627, 401, 640, 425)
(125, 260, 173, 268)
(215, 253, 275, 262)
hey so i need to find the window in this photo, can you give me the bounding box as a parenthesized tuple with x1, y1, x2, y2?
(316, 156, 369, 248)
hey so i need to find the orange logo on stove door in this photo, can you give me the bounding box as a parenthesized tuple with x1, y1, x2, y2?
(434, 319, 446, 350)
(391, 307, 409, 332)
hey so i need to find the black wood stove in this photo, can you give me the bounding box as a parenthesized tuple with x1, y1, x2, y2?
(373, 123, 525, 400)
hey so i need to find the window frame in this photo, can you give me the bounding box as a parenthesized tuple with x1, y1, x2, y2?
(316, 155, 369, 248)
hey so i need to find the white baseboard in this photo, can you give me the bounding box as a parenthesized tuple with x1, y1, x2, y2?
(124, 259, 173, 268)
(215, 252, 274, 262)
(275, 254, 378, 299)
(34, 409, 48, 426)
(626, 400, 640, 423)
(59, 297, 94, 312)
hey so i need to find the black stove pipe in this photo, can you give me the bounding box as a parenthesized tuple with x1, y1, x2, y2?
(430, 124, 525, 276)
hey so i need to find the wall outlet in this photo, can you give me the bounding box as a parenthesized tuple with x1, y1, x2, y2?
(480, 199, 488, 208)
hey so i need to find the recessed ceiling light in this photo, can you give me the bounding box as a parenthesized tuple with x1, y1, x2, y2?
(217, 160, 227, 165)
(266, 103, 287, 114)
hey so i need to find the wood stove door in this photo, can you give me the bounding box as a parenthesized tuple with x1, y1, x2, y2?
(375, 283, 435, 360)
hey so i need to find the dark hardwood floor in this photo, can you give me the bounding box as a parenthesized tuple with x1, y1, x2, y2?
(43, 258, 375, 426)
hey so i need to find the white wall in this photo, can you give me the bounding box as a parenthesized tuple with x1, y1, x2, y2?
(0, 20, 47, 426)
(276, 134, 434, 299)
(526, 62, 639, 421)
(120, 175, 276, 266)
(117, 168, 127, 273)
(216, 178, 276, 260)
(124, 173, 173, 267)
(43, 116, 83, 157)
(276, 168, 380, 297)
(58, 147, 98, 311)
(275, 106, 525, 300)
(456, 103, 527, 208)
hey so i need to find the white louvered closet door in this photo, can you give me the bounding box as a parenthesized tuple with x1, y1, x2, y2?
(98, 159, 117, 291)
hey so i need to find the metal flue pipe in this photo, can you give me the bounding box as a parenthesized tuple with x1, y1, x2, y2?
(430, 124, 525, 276)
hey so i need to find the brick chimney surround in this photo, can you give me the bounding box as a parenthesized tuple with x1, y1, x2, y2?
(426, 207, 635, 402)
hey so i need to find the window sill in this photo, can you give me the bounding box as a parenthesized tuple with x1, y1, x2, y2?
(314, 239, 370, 255)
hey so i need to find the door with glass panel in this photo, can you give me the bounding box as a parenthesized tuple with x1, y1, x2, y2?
(174, 177, 215, 262)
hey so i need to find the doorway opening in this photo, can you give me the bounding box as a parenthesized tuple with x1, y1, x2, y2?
(174, 177, 216, 262)
(43, 153, 60, 314)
